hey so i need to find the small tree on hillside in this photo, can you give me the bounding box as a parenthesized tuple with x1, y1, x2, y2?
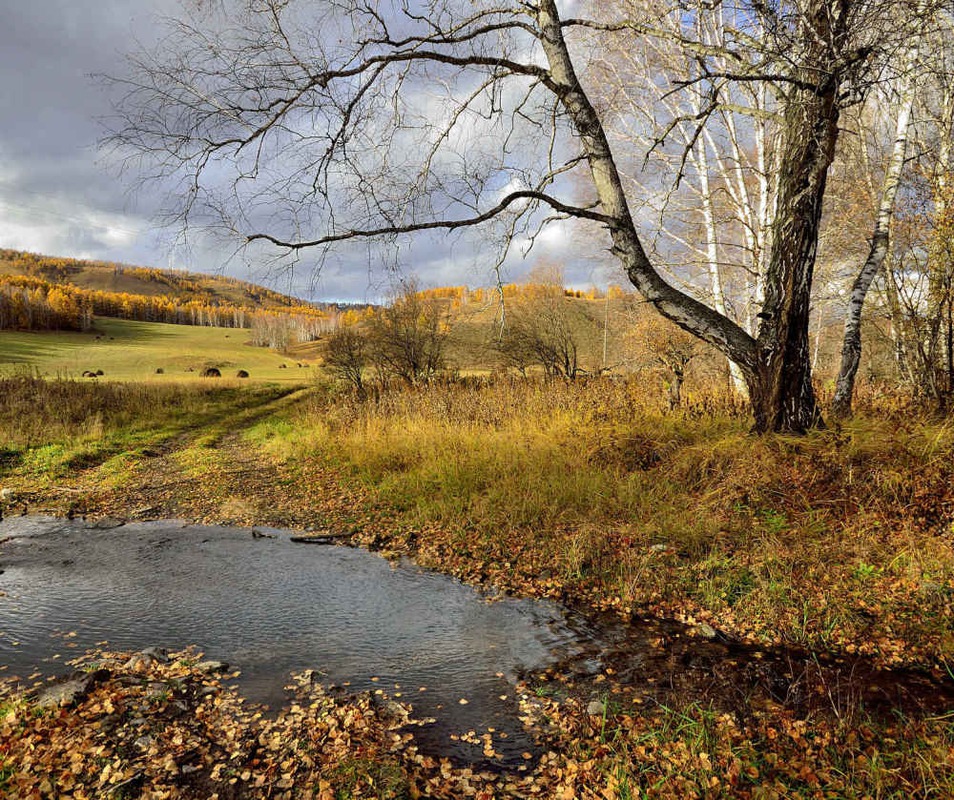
(495, 263, 604, 379)
(497, 284, 591, 379)
(367, 283, 448, 385)
(621, 301, 715, 409)
(638, 318, 705, 410)
(323, 326, 368, 393)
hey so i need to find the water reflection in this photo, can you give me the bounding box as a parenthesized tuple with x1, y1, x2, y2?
(0, 516, 580, 766)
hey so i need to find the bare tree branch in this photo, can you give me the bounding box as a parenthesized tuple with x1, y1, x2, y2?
(246, 189, 613, 249)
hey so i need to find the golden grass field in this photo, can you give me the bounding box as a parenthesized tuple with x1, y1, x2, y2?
(2, 330, 954, 797)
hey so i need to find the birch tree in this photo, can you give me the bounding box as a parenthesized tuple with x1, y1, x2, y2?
(831, 73, 917, 416)
(923, 78, 954, 403)
(887, 73, 954, 403)
(108, 0, 934, 431)
(588, 1, 780, 397)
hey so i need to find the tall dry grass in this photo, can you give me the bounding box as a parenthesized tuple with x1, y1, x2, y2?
(0, 374, 264, 447)
(274, 376, 954, 658)
(281, 377, 744, 533)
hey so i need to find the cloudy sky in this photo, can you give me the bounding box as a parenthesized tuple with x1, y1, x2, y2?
(1, 2, 164, 257)
(0, 0, 613, 302)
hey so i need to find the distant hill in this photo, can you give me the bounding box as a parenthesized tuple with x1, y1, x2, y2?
(0, 249, 318, 312)
(0, 249, 359, 349)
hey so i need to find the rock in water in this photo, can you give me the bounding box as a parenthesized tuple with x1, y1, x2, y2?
(33, 669, 110, 708)
(195, 660, 229, 674)
(124, 647, 170, 670)
(140, 646, 170, 663)
(86, 516, 126, 530)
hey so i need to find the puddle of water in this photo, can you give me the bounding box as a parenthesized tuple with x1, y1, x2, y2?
(0, 516, 581, 767)
(3, 516, 954, 767)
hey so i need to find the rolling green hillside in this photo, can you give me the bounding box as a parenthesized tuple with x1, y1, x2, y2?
(0, 318, 315, 383)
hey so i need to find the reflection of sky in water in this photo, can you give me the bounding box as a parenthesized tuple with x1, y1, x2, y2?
(0, 517, 583, 765)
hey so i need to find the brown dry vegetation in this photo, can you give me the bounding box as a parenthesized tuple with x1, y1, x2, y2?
(263, 379, 954, 664)
(2, 374, 954, 797)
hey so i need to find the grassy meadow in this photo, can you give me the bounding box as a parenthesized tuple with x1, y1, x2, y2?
(0, 317, 317, 383)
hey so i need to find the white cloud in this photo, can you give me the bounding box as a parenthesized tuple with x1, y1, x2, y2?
(0, 185, 146, 257)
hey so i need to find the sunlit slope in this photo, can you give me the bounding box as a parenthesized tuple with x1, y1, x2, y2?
(0, 249, 313, 310)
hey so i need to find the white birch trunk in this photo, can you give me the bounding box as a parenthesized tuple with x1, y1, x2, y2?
(695, 135, 750, 396)
(832, 66, 918, 416)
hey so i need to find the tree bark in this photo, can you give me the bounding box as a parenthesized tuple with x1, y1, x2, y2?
(751, 11, 844, 432)
(539, 0, 847, 432)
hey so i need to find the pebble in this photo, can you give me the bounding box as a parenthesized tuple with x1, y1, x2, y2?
(196, 660, 229, 674)
(86, 516, 126, 530)
(586, 699, 605, 716)
(694, 623, 718, 640)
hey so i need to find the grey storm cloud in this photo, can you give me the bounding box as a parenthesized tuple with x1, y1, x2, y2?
(0, 1, 169, 264)
(0, 1, 610, 302)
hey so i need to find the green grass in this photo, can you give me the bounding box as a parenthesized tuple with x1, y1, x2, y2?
(588, 700, 954, 798)
(280, 379, 740, 546)
(0, 318, 315, 383)
(0, 375, 294, 483)
(328, 756, 410, 799)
